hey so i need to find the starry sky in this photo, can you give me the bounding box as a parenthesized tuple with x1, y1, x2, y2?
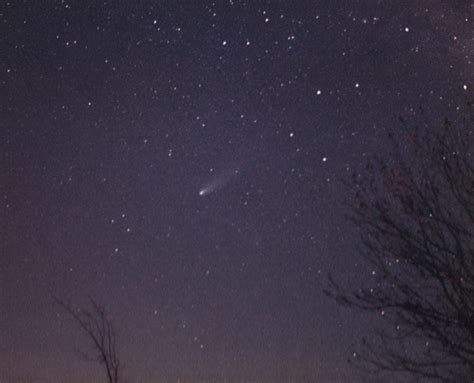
(1, 1, 473, 382)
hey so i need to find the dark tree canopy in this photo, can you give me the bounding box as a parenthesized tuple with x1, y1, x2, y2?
(55, 298, 122, 383)
(328, 101, 474, 382)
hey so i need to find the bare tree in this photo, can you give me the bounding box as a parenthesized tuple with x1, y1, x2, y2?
(327, 101, 474, 382)
(55, 297, 122, 383)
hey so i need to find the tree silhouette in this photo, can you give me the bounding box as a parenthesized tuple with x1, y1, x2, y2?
(327, 101, 474, 382)
(55, 297, 122, 383)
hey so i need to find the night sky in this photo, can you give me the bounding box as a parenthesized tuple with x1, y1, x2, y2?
(1, 1, 473, 382)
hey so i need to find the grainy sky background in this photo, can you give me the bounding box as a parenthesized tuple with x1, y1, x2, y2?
(1, 1, 473, 382)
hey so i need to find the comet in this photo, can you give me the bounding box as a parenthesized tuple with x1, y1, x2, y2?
(198, 167, 240, 197)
